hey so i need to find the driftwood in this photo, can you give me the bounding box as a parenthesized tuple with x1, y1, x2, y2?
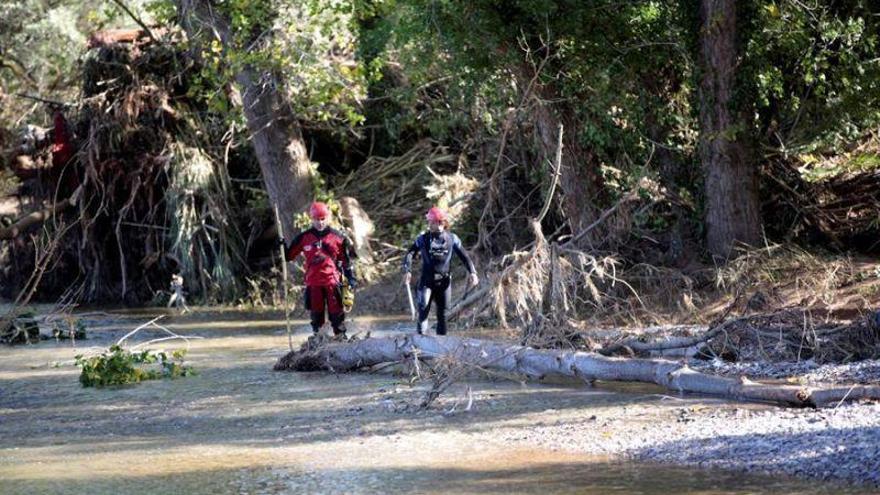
(595, 323, 729, 360)
(274, 334, 880, 408)
(597, 297, 743, 357)
(0, 187, 80, 240)
(597, 308, 880, 364)
(338, 196, 375, 264)
(766, 155, 880, 246)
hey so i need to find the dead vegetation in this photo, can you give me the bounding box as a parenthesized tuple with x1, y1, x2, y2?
(702, 309, 880, 364)
(2, 16, 879, 391)
(2, 33, 250, 304)
(0, 311, 40, 344)
(336, 140, 457, 227)
(765, 133, 880, 249)
(440, 219, 880, 367)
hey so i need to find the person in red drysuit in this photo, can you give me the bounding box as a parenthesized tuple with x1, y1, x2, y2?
(285, 202, 357, 336)
(51, 109, 74, 167)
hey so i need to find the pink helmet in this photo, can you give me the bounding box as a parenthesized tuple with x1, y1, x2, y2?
(309, 201, 330, 220)
(425, 206, 447, 223)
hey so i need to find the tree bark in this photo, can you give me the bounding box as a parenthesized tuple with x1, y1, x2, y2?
(699, 0, 761, 259)
(275, 335, 880, 408)
(531, 86, 603, 247)
(174, 0, 313, 236)
(338, 196, 375, 264)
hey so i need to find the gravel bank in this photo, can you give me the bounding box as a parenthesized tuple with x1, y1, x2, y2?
(632, 403, 880, 486)
(689, 357, 880, 384)
(498, 380, 880, 488)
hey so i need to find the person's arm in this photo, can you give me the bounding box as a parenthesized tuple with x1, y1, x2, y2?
(402, 236, 420, 284)
(340, 235, 357, 288)
(452, 234, 479, 286)
(285, 231, 305, 262)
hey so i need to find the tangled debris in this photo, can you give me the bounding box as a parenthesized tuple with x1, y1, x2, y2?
(0, 311, 40, 344)
(2, 32, 248, 303)
(336, 139, 471, 231)
(595, 308, 880, 367)
(766, 135, 880, 248)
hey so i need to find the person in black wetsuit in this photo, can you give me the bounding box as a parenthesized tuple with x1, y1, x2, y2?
(402, 207, 479, 335)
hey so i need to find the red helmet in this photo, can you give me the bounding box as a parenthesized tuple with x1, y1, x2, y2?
(425, 206, 447, 223)
(309, 201, 330, 220)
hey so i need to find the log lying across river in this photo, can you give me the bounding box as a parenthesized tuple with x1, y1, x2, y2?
(274, 335, 880, 408)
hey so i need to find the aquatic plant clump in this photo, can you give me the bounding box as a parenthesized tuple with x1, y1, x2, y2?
(75, 345, 194, 387)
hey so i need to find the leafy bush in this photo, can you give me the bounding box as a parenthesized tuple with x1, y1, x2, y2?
(75, 345, 194, 387)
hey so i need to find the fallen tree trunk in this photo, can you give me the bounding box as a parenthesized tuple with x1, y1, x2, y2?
(0, 187, 80, 240)
(274, 335, 880, 408)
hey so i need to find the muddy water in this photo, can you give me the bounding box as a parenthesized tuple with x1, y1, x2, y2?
(0, 310, 869, 494)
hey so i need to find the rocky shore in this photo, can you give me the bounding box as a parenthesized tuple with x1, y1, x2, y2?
(497, 359, 880, 489)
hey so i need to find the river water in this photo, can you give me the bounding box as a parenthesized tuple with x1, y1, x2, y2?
(0, 309, 873, 494)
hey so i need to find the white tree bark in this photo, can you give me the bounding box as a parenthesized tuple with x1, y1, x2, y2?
(275, 335, 880, 408)
(338, 196, 374, 264)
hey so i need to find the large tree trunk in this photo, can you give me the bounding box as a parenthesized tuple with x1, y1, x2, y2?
(175, 0, 313, 236)
(275, 335, 880, 408)
(698, 0, 761, 259)
(531, 97, 603, 247)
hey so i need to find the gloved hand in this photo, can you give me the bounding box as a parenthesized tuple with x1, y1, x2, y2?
(347, 277, 358, 290)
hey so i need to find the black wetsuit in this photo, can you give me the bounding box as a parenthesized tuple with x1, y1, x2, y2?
(402, 230, 476, 335)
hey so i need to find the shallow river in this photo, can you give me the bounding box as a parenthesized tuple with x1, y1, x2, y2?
(0, 309, 872, 494)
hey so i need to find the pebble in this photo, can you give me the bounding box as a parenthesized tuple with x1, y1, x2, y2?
(689, 357, 880, 385)
(500, 367, 880, 487)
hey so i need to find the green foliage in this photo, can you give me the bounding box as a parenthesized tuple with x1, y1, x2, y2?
(363, 0, 698, 183)
(75, 345, 194, 388)
(144, 0, 175, 24)
(389, 218, 423, 247)
(746, 0, 880, 150)
(0, 0, 153, 128)
(5, 0, 880, 298)
(798, 149, 880, 182)
(850, 153, 880, 171)
(179, 0, 371, 132)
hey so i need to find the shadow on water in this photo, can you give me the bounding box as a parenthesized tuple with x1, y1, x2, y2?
(256, 460, 872, 494)
(0, 370, 669, 455)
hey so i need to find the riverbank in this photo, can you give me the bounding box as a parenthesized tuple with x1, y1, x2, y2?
(1, 311, 878, 493)
(498, 380, 880, 487)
